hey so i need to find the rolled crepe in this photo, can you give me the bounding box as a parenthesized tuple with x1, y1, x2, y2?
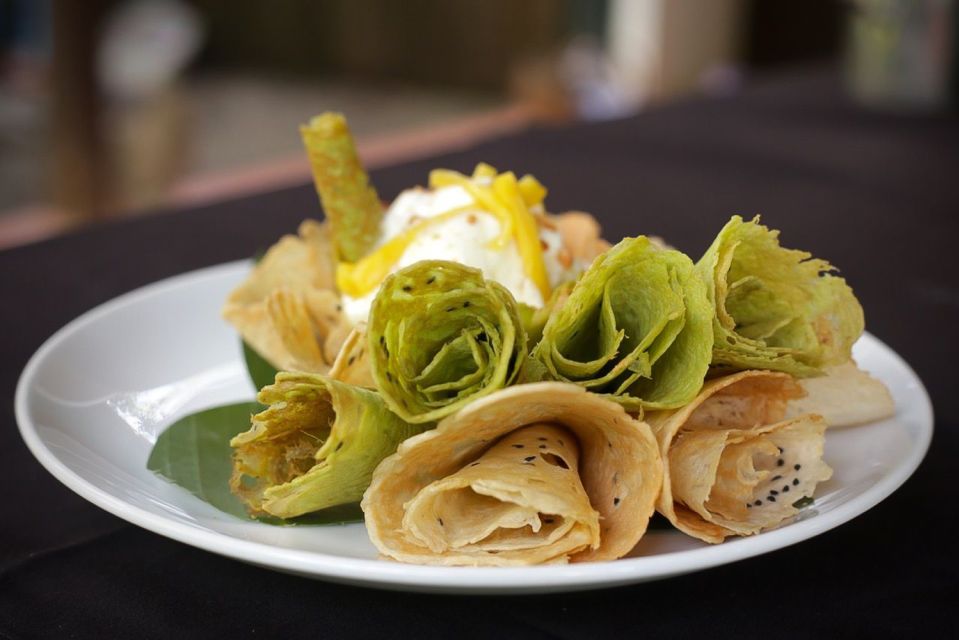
(362, 382, 663, 566)
(230, 372, 422, 518)
(300, 112, 383, 262)
(696, 216, 864, 376)
(785, 360, 894, 427)
(647, 371, 833, 543)
(223, 220, 349, 372)
(328, 323, 375, 388)
(367, 260, 527, 423)
(532, 236, 714, 411)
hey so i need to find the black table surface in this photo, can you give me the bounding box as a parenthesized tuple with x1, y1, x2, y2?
(2, 70, 957, 638)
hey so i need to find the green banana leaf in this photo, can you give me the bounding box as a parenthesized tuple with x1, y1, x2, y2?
(147, 402, 363, 525)
(230, 373, 424, 518)
(242, 339, 278, 391)
(696, 216, 863, 376)
(367, 261, 527, 423)
(533, 236, 713, 410)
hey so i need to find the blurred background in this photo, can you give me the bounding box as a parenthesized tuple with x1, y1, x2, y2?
(1, 0, 955, 249)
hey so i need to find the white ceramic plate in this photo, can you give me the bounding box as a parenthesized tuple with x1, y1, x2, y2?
(16, 261, 933, 594)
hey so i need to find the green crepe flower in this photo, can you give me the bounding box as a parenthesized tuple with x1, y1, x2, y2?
(230, 372, 423, 518)
(533, 236, 713, 410)
(696, 216, 864, 376)
(367, 261, 527, 423)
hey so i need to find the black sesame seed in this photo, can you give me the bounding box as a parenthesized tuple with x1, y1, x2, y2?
(782, 485, 790, 492)
(794, 463, 802, 471)
(539, 444, 546, 449)
(613, 497, 621, 506)
(772, 475, 782, 481)
(747, 504, 752, 508)
(768, 496, 777, 503)
(335, 441, 344, 451)
(348, 356, 355, 365)
(469, 462, 480, 467)
(770, 490, 779, 496)
(777, 459, 785, 467)
(754, 500, 763, 506)
(426, 276, 436, 284)
(512, 444, 524, 449)
(463, 301, 471, 308)
(793, 478, 800, 486)
(524, 456, 536, 462)
(438, 518, 444, 526)
(402, 285, 413, 292)
(446, 307, 456, 312)
(538, 437, 547, 441)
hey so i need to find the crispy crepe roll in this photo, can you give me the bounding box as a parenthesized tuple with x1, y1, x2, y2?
(223, 220, 349, 372)
(647, 371, 833, 543)
(329, 323, 375, 388)
(230, 373, 423, 518)
(533, 236, 713, 411)
(362, 382, 663, 566)
(553, 211, 611, 265)
(696, 216, 864, 376)
(785, 360, 894, 427)
(300, 112, 383, 262)
(367, 261, 527, 423)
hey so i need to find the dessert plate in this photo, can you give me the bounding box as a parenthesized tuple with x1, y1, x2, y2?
(15, 261, 933, 594)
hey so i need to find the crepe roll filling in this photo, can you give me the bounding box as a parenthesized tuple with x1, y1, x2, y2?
(400, 423, 600, 559)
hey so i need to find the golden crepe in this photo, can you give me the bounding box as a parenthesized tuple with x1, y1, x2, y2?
(329, 323, 375, 388)
(222, 220, 351, 372)
(786, 360, 895, 427)
(647, 370, 832, 544)
(362, 382, 663, 566)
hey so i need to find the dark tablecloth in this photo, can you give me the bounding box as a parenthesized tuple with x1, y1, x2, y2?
(2, 70, 957, 638)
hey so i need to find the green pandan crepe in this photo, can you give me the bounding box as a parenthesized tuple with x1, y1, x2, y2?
(367, 261, 527, 423)
(230, 372, 423, 518)
(696, 216, 864, 376)
(532, 236, 713, 411)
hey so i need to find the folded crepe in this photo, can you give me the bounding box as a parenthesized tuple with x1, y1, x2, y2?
(785, 360, 894, 427)
(329, 323, 375, 388)
(647, 370, 832, 543)
(230, 372, 422, 518)
(362, 382, 663, 566)
(696, 216, 864, 376)
(367, 261, 527, 423)
(532, 236, 714, 411)
(223, 220, 351, 373)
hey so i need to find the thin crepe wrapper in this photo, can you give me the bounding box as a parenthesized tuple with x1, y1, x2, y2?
(696, 215, 864, 376)
(222, 220, 350, 372)
(362, 382, 663, 566)
(785, 360, 894, 427)
(329, 323, 375, 388)
(367, 261, 527, 423)
(647, 371, 832, 543)
(230, 372, 423, 518)
(300, 113, 383, 262)
(533, 236, 713, 411)
(399, 423, 600, 564)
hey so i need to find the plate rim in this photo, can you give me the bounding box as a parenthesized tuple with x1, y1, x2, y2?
(14, 260, 935, 593)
